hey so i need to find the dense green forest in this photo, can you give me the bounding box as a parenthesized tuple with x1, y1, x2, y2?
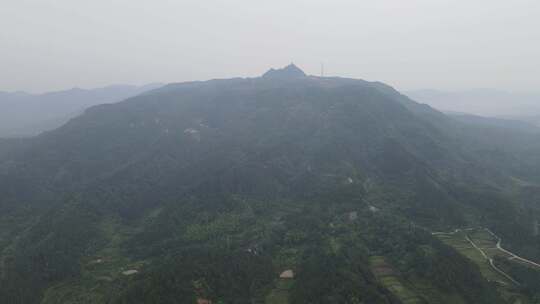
(1, 65, 540, 303)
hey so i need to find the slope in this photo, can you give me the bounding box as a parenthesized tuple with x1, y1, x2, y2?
(0, 65, 537, 303)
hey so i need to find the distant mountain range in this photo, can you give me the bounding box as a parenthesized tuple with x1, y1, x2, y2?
(2, 66, 540, 303)
(0, 83, 163, 137)
(406, 89, 540, 126)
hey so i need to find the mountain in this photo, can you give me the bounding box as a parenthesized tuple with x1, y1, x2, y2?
(262, 63, 307, 79)
(406, 89, 540, 126)
(449, 113, 540, 134)
(1, 66, 540, 303)
(0, 84, 163, 137)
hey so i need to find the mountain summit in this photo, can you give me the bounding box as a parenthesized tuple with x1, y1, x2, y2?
(1, 66, 539, 303)
(262, 63, 307, 79)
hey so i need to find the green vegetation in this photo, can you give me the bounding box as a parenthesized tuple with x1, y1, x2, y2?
(265, 279, 293, 304)
(436, 229, 534, 303)
(369, 256, 423, 304)
(1, 66, 540, 302)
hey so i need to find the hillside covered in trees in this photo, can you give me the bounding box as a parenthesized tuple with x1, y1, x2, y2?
(1, 65, 540, 303)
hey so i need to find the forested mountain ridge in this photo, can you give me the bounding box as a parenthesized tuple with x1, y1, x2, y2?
(1, 65, 540, 303)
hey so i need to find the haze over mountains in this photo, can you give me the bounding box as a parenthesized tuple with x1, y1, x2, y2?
(1, 65, 540, 303)
(2, 0, 540, 302)
(0, 83, 163, 137)
(4, 81, 538, 141)
(406, 89, 540, 126)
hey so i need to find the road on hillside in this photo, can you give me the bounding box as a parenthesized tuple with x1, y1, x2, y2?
(433, 227, 540, 270)
(464, 234, 520, 285)
(484, 228, 540, 270)
(431, 227, 540, 286)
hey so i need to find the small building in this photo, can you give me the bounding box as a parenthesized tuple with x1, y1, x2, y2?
(280, 269, 294, 279)
(369, 205, 379, 213)
(197, 298, 212, 304)
(122, 269, 139, 276)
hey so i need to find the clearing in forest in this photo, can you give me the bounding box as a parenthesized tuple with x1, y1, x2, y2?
(265, 278, 294, 304)
(435, 229, 532, 304)
(436, 230, 512, 284)
(369, 256, 424, 304)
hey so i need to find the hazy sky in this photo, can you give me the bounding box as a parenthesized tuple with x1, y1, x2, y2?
(1, 0, 539, 93)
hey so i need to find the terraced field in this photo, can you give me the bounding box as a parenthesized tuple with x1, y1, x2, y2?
(437, 231, 512, 284)
(468, 230, 512, 260)
(265, 279, 293, 304)
(435, 229, 531, 304)
(369, 256, 424, 304)
(40, 218, 146, 304)
(369, 255, 472, 304)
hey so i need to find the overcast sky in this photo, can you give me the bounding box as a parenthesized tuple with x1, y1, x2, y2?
(1, 0, 539, 93)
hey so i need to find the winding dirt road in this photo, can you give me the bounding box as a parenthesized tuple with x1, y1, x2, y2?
(484, 228, 540, 270)
(431, 227, 540, 286)
(464, 234, 520, 285)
